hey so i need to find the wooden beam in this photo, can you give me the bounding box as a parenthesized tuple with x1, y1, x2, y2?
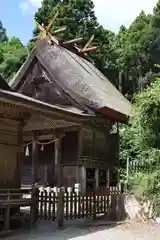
(50, 142, 55, 186)
(32, 135, 39, 184)
(77, 128, 83, 182)
(81, 166, 86, 193)
(53, 27, 66, 34)
(35, 21, 47, 40)
(63, 37, 83, 45)
(106, 168, 110, 188)
(24, 134, 54, 142)
(95, 169, 99, 189)
(77, 128, 83, 160)
(92, 127, 96, 157)
(44, 164, 48, 186)
(35, 20, 62, 44)
(73, 45, 88, 57)
(48, 32, 59, 45)
(46, 12, 59, 32)
(31, 36, 39, 41)
(54, 138, 62, 186)
(80, 46, 97, 53)
(35, 21, 45, 32)
(16, 121, 24, 188)
(74, 45, 81, 51)
(83, 35, 94, 50)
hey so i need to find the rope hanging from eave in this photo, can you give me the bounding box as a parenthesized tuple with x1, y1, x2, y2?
(22, 138, 57, 147)
(23, 133, 65, 156)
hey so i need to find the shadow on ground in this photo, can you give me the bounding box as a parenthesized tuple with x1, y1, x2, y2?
(3, 218, 122, 240)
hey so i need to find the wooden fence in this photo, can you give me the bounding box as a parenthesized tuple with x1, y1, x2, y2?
(38, 186, 121, 225)
(0, 186, 123, 231)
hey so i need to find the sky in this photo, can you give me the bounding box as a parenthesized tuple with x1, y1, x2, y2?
(0, 0, 158, 45)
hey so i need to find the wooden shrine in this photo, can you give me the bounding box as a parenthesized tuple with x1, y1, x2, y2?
(0, 75, 91, 189)
(9, 16, 131, 192)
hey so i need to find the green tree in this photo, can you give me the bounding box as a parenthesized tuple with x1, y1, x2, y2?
(115, 11, 153, 96)
(120, 79, 160, 213)
(0, 20, 8, 43)
(0, 37, 28, 81)
(149, 0, 160, 66)
(34, 0, 97, 40)
(0, 48, 4, 64)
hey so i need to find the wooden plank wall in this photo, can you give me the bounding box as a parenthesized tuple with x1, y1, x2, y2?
(0, 118, 21, 188)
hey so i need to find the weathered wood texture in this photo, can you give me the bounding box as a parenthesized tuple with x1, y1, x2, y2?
(18, 61, 75, 107)
(82, 126, 107, 161)
(22, 130, 79, 186)
(107, 133, 119, 166)
(38, 186, 121, 225)
(61, 131, 78, 164)
(22, 125, 117, 187)
(62, 166, 80, 187)
(32, 137, 39, 184)
(0, 102, 27, 121)
(0, 118, 22, 188)
(54, 138, 62, 187)
(0, 188, 32, 230)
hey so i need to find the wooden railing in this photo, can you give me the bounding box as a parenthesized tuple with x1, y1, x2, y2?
(0, 188, 37, 231)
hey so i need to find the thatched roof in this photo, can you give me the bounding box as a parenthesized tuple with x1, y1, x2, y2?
(10, 39, 131, 123)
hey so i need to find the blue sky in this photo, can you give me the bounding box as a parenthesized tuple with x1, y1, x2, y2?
(0, 0, 158, 45)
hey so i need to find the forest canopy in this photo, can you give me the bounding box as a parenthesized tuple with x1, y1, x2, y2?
(0, 0, 160, 93)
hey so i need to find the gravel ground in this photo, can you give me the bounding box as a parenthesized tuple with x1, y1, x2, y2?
(4, 220, 160, 240)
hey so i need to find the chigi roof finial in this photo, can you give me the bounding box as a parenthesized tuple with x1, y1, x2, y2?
(33, 12, 97, 55)
(34, 12, 65, 45)
(74, 35, 97, 54)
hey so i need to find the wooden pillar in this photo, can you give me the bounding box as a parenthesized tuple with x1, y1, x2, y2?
(30, 185, 39, 226)
(32, 135, 39, 184)
(77, 127, 83, 183)
(106, 168, 110, 188)
(51, 142, 55, 186)
(54, 138, 62, 187)
(81, 166, 86, 193)
(31, 135, 39, 227)
(92, 127, 96, 157)
(77, 128, 83, 158)
(44, 164, 48, 186)
(95, 168, 99, 189)
(56, 188, 64, 228)
(16, 122, 24, 188)
(117, 122, 120, 185)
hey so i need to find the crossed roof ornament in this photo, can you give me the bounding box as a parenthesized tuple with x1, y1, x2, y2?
(34, 12, 97, 54)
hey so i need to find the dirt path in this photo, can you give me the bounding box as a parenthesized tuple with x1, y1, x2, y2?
(4, 220, 160, 240)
